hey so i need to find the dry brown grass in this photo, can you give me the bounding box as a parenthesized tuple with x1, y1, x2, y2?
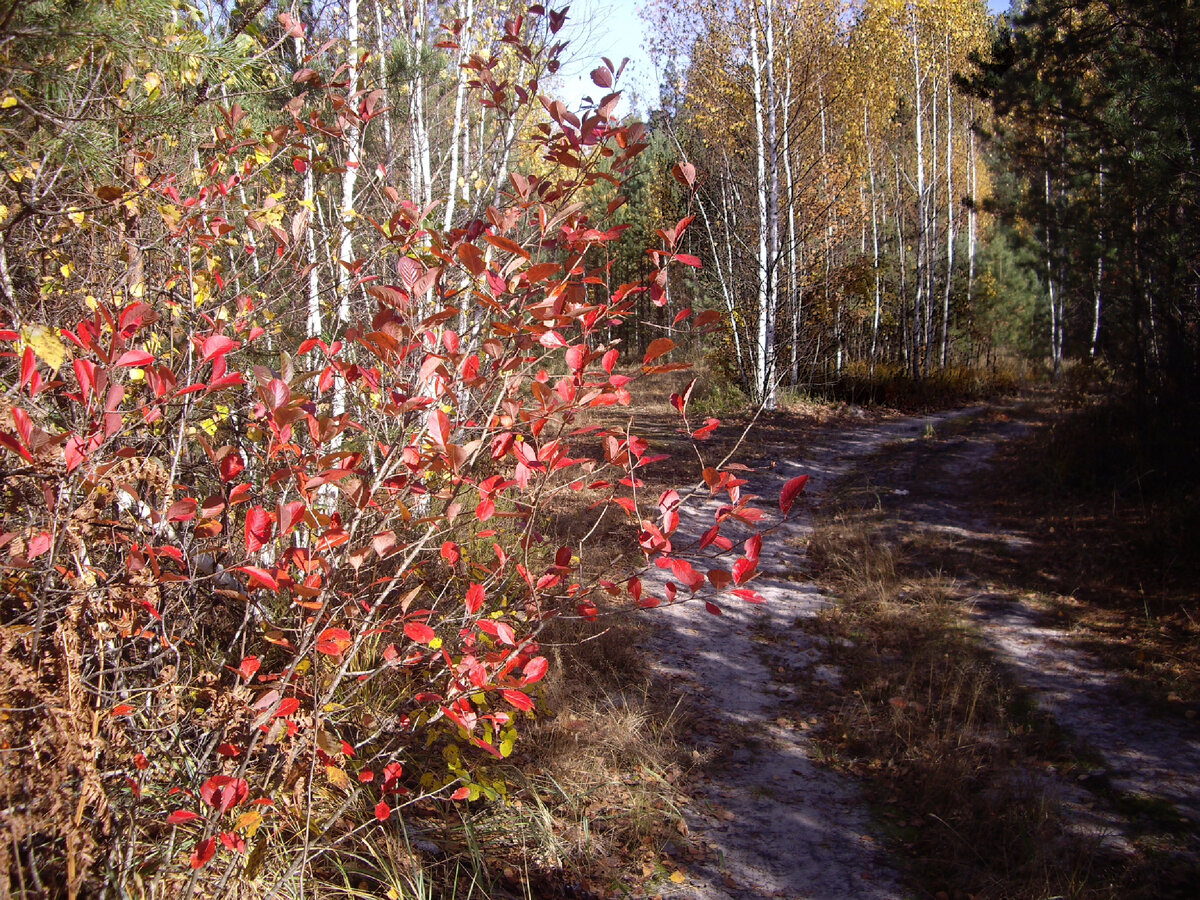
(805, 511, 1109, 900)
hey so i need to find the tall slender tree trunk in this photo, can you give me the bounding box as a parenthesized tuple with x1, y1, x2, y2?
(1091, 167, 1105, 357)
(1045, 170, 1062, 377)
(941, 36, 955, 369)
(442, 0, 474, 231)
(335, 0, 362, 423)
(866, 103, 883, 376)
(911, 10, 927, 378)
(967, 102, 977, 317)
(764, 0, 779, 408)
(750, 2, 777, 408)
(294, 30, 321, 340)
(819, 81, 837, 375)
(375, 0, 392, 166)
(783, 47, 799, 388)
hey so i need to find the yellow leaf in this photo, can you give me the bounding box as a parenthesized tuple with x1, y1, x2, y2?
(21, 325, 68, 372)
(235, 810, 262, 838)
(325, 765, 350, 791)
(670, 870, 687, 884)
(0, 96, 15, 109)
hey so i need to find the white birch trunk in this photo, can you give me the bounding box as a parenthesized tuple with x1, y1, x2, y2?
(941, 36, 954, 369)
(334, 0, 362, 424)
(911, 10, 928, 376)
(442, 0, 474, 231)
(751, 6, 772, 407)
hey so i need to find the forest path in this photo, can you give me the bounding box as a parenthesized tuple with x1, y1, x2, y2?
(849, 405, 1200, 867)
(648, 401, 1200, 899)
(649, 406, 985, 900)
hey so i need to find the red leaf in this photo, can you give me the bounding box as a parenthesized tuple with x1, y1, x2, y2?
(166, 498, 197, 522)
(692, 417, 720, 440)
(167, 810, 202, 826)
(673, 253, 702, 268)
(27, 531, 51, 560)
(451, 787, 471, 801)
(404, 622, 436, 645)
(234, 655, 261, 681)
(199, 775, 249, 813)
(704, 601, 723, 616)
(465, 583, 485, 615)
(64, 435, 86, 473)
(111, 703, 135, 717)
(565, 344, 586, 373)
(273, 697, 300, 718)
(441, 541, 460, 565)
(233, 565, 279, 591)
(744, 533, 762, 562)
(375, 800, 391, 822)
(220, 832, 246, 853)
(522, 656, 549, 684)
(708, 568, 732, 590)
(245, 506, 274, 554)
(602, 349, 619, 374)
(293, 157, 308, 174)
(501, 689, 534, 711)
(780, 475, 809, 516)
(732, 558, 756, 585)
(590, 66, 613, 88)
(19, 347, 34, 388)
(316, 627, 353, 656)
(190, 837, 216, 869)
(643, 338, 675, 366)
(672, 161, 697, 189)
(114, 349, 154, 367)
(371, 529, 398, 557)
(201, 335, 238, 363)
(731, 588, 765, 603)
(219, 452, 245, 482)
(266, 378, 289, 410)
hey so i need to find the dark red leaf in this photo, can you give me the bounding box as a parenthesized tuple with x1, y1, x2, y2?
(114, 349, 155, 367)
(190, 837, 216, 869)
(245, 506, 273, 554)
(233, 565, 279, 591)
(780, 474, 809, 516)
(199, 775, 249, 813)
(465, 583, 485, 615)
